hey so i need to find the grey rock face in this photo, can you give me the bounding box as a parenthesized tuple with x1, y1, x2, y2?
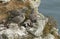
(29, 0, 40, 8)
(43, 34, 55, 39)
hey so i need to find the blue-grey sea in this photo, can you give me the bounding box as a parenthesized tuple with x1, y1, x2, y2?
(39, 0, 60, 32)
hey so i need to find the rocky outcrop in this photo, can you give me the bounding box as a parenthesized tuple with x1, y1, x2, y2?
(0, 0, 60, 39)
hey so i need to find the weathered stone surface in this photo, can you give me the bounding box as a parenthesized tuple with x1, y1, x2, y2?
(29, 0, 40, 8)
(43, 34, 55, 39)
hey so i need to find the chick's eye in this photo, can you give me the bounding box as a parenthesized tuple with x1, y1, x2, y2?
(0, 0, 10, 4)
(34, 0, 36, 1)
(34, 0, 35, 1)
(0, 1, 3, 3)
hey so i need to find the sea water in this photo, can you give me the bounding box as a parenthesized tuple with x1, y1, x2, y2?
(39, 0, 60, 32)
